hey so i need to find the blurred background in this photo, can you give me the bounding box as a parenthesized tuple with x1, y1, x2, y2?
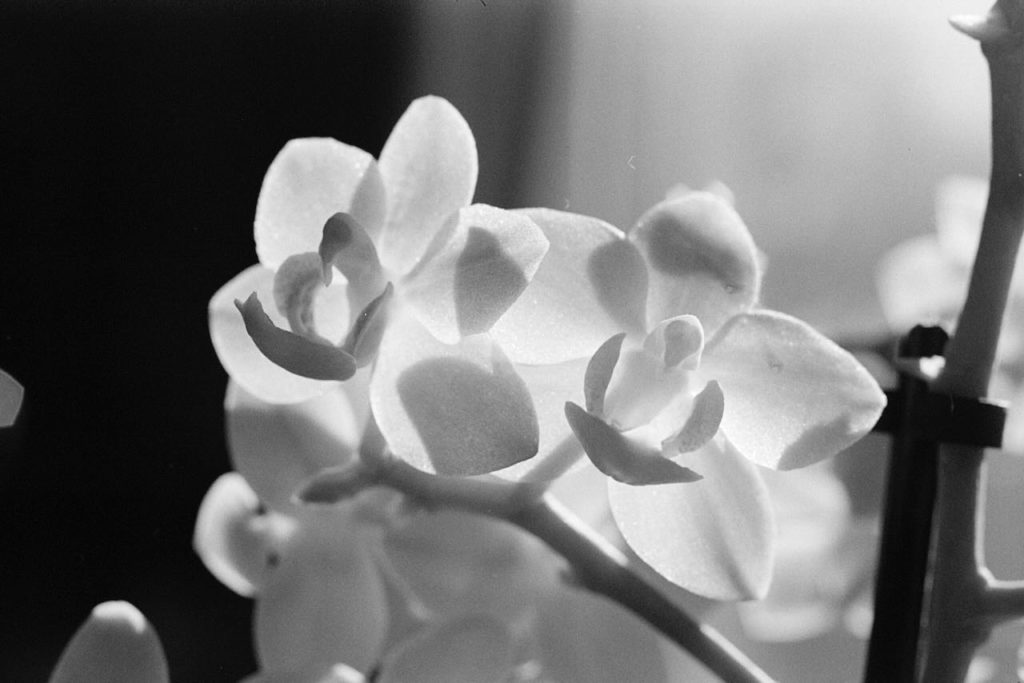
(0, 0, 1007, 680)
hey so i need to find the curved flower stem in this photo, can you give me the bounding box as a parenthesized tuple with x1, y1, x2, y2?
(318, 456, 775, 683)
(922, 3, 1024, 680)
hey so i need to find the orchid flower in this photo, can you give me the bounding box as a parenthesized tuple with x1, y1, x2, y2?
(49, 601, 169, 683)
(517, 191, 887, 600)
(209, 96, 551, 476)
(878, 174, 1024, 451)
(196, 382, 684, 682)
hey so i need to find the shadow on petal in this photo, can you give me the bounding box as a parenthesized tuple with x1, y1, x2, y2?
(398, 355, 538, 475)
(455, 227, 528, 336)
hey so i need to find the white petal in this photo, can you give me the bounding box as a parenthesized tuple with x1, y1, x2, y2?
(377, 615, 514, 683)
(401, 204, 548, 343)
(534, 587, 671, 683)
(492, 357, 590, 483)
(241, 665, 366, 683)
(377, 96, 477, 274)
(210, 266, 345, 404)
(370, 312, 538, 475)
(226, 381, 361, 511)
(49, 602, 168, 683)
(0, 368, 23, 427)
(630, 193, 761, 337)
(703, 311, 887, 470)
(255, 138, 385, 270)
(490, 208, 648, 364)
(608, 438, 775, 600)
(193, 473, 295, 596)
(255, 508, 389, 675)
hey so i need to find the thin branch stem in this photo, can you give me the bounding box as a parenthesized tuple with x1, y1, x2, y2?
(921, 3, 1024, 679)
(305, 456, 775, 683)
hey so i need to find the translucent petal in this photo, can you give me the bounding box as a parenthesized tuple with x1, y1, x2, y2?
(0, 368, 24, 427)
(319, 212, 386, 305)
(384, 509, 559, 624)
(226, 381, 360, 511)
(608, 438, 775, 600)
(737, 465, 851, 642)
(533, 587, 670, 683)
(273, 253, 351, 344)
(602, 346, 691, 432)
(703, 311, 887, 470)
(342, 283, 394, 367)
(492, 357, 589, 483)
(377, 615, 514, 683)
(241, 665, 366, 683)
(49, 602, 169, 683)
(370, 312, 538, 475)
(875, 235, 967, 332)
(489, 208, 648, 364)
(643, 315, 703, 371)
(401, 204, 548, 343)
(255, 138, 385, 270)
(377, 96, 477, 275)
(566, 402, 701, 485)
(210, 266, 344, 404)
(661, 380, 724, 455)
(630, 193, 761, 336)
(584, 333, 626, 417)
(255, 508, 388, 675)
(193, 473, 296, 596)
(236, 293, 356, 382)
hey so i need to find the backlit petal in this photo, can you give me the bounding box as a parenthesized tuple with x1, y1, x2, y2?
(377, 615, 514, 683)
(566, 402, 701, 486)
(383, 509, 559, 625)
(661, 380, 724, 455)
(402, 204, 548, 343)
(49, 602, 168, 683)
(584, 333, 626, 418)
(0, 369, 23, 427)
(630, 193, 760, 336)
(193, 473, 296, 596)
(255, 508, 388, 675)
(255, 138, 385, 270)
(242, 665, 366, 683)
(211, 266, 344, 404)
(273, 253, 351, 344)
(608, 438, 775, 600)
(226, 381, 361, 511)
(236, 293, 356, 382)
(370, 312, 538, 475)
(377, 96, 477, 274)
(493, 357, 589, 483)
(534, 587, 670, 683)
(490, 208, 648, 364)
(703, 311, 886, 470)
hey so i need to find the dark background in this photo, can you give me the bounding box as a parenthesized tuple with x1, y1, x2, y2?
(0, 2, 564, 679)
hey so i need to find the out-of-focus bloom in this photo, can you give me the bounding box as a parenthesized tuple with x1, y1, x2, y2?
(196, 381, 686, 682)
(532, 191, 887, 600)
(49, 601, 169, 683)
(877, 174, 1024, 451)
(0, 368, 23, 427)
(210, 96, 551, 476)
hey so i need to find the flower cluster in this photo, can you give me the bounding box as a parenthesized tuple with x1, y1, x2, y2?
(195, 96, 885, 678)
